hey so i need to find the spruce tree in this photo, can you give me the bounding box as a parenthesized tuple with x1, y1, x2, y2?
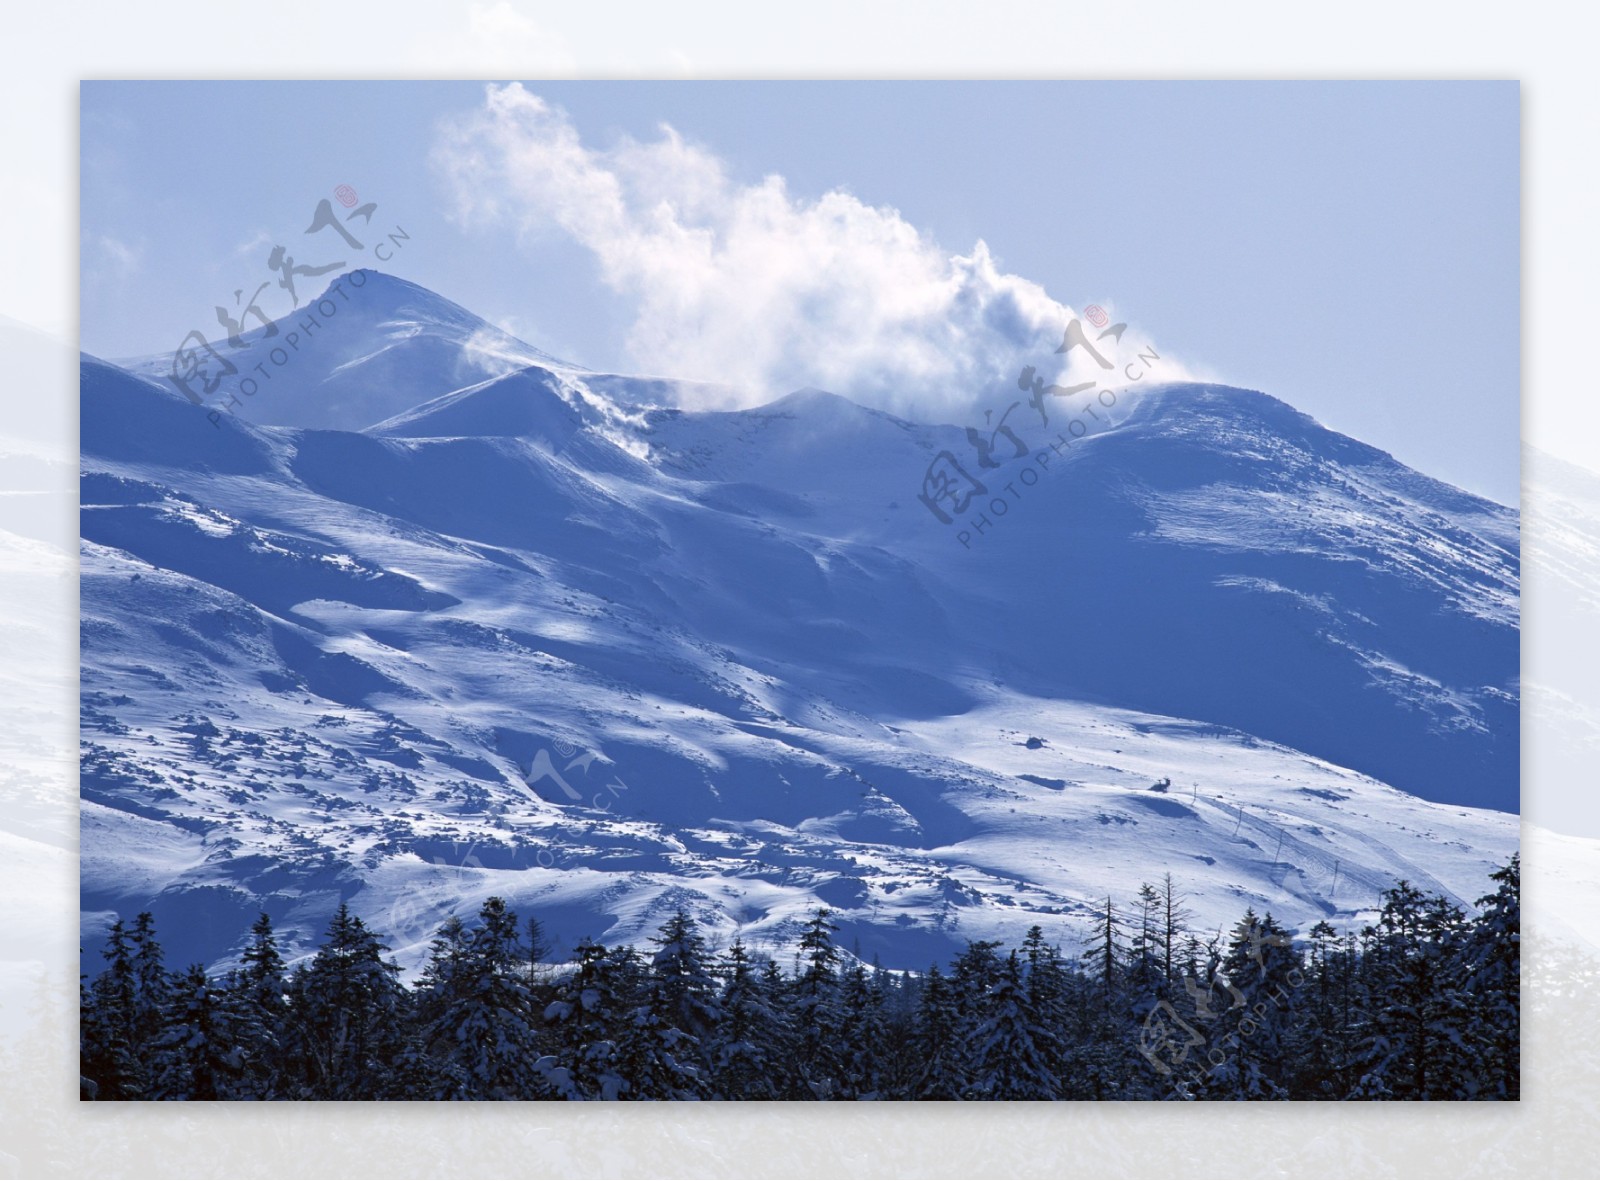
(1293, 919, 1350, 1098)
(429, 898, 542, 1098)
(870, 960, 919, 1099)
(1021, 925, 1072, 1084)
(79, 911, 173, 1100)
(234, 912, 290, 1097)
(80, 920, 145, 1099)
(1160, 873, 1191, 988)
(396, 914, 472, 1101)
(1081, 896, 1125, 1007)
(969, 951, 1061, 1099)
(1076, 899, 1133, 1098)
(541, 939, 631, 1099)
(606, 911, 716, 1100)
(910, 963, 965, 1099)
(708, 940, 788, 1099)
(1202, 910, 1300, 1100)
(648, 910, 720, 1047)
(1461, 855, 1519, 1099)
(789, 909, 844, 1099)
(285, 903, 406, 1099)
(1349, 882, 1470, 1100)
(151, 963, 245, 1100)
(1131, 883, 1164, 998)
(835, 963, 887, 1099)
(129, 912, 171, 1064)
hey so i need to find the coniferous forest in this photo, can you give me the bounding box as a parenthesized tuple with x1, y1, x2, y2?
(79, 858, 1518, 1102)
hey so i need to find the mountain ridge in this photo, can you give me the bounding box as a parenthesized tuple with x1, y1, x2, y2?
(79, 270, 1520, 975)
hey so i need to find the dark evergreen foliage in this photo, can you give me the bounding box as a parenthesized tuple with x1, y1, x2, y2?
(79, 862, 1519, 1101)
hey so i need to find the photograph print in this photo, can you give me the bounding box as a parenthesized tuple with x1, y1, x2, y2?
(78, 80, 1519, 1101)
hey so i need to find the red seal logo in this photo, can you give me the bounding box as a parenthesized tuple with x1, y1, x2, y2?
(335, 184, 359, 208)
(1085, 304, 1109, 329)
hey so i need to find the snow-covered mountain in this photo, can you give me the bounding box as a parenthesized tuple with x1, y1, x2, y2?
(1524, 444, 1600, 837)
(80, 270, 1520, 974)
(117, 271, 574, 433)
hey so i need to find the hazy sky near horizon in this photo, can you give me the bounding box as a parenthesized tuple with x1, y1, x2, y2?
(81, 80, 1519, 505)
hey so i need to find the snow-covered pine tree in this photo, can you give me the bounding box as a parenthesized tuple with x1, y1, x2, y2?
(870, 959, 920, 1099)
(1348, 882, 1470, 1100)
(708, 939, 788, 1099)
(151, 963, 246, 1100)
(969, 950, 1062, 1099)
(129, 912, 171, 1068)
(541, 938, 634, 1099)
(835, 963, 887, 1099)
(946, 938, 1004, 1096)
(284, 902, 406, 1099)
(441, 898, 543, 1099)
(1021, 925, 1072, 1084)
(1291, 919, 1361, 1097)
(604, 910, 718, 1100)
(1201, 910, 1300, 1100)
(233, 912, 290, 1097)
(1460, 855, 1519, 1099)
(406, 914, 474, 1096)
(611, 995, 704, 1100)
(1081, 895, 1125, 1008)
(80, 920, 146, 1099)
(1131, 884, 1163, 992)
(648, 910, 720, 1048)
(1127, 882, 1170, 1040)
(1160, 873, 1191, 988)
(910, 963, 965, 1099)
(80, 911, 175, 1100)
(789, 909, 845, 1099)
(1075, 897, 1138, 1099)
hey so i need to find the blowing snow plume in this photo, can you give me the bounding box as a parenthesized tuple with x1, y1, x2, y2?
(432, 83, 1157, 416)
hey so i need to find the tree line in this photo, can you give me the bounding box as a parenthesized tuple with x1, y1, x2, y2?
(79, 857, 1517, 1101)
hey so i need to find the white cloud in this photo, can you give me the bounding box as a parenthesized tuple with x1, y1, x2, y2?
(433, 83, 1173, 418)
(82, 233, 143, 304)
(229, 229, 273, 261)
(96, 234, 142, 274)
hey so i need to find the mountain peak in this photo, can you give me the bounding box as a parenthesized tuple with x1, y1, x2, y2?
(80, 274, 1519, 976)
(366, 362, 585, 446)
(119, 269, 572, 434)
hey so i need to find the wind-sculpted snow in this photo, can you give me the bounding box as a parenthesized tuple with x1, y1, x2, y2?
(80, 271, 1518, 976)
(119, 270, 572, 433)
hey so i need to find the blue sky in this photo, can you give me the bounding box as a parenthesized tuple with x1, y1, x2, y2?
(81, 80, 1519, 505)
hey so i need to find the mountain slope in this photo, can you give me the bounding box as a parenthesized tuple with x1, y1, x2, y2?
(80, 271, 1519, 974)
(1524, 444, 1600, 836)
(119, 271, 574, 432)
